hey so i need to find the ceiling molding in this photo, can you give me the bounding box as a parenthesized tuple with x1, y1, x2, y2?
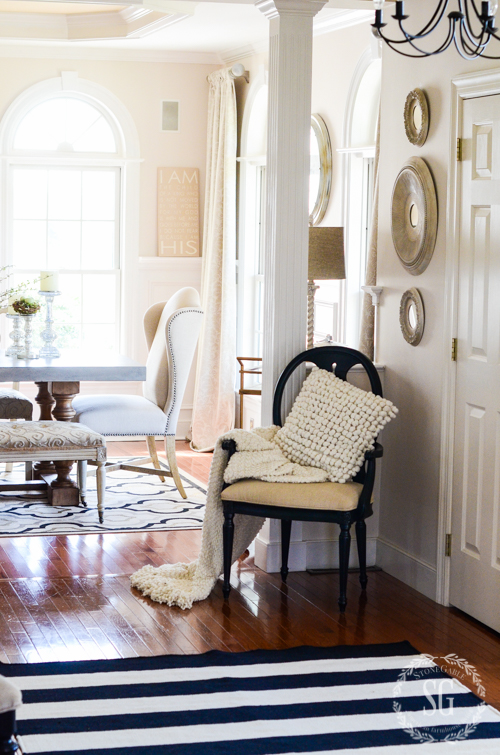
(0, 5, 191, 41)
(313, 9, 373, 35)
(220, 39, 268, 65)
(0, 41, 220, 63)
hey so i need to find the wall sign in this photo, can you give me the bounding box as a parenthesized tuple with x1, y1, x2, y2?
(157, 167, 200, 257)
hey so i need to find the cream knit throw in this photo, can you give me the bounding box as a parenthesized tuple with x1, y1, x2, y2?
(129, 427, 327, 609)
(130, 372, 398, 609)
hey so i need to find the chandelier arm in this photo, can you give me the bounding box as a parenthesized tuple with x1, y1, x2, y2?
(379, 18, 456, 56)
(454, 33, 489, 57)
(462, 0, 490, 41)
(404, 0, 450, 38)
(457, 12, 491, 49)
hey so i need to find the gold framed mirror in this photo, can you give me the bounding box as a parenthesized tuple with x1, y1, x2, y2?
(400, 287, 425, 345)
(404, 89, 429, 147)
(309, 114, 332, 226)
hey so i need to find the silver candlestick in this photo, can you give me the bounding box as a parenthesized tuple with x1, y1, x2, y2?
(18, 314, 39, 360)
(5, 314, 23, 357)
(38, 290, 61, 358)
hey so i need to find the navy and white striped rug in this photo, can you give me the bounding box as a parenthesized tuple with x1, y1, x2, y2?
(2, 642, 500, 754)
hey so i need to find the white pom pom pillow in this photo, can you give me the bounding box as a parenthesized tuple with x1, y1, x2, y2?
(275, 366, 398, 483)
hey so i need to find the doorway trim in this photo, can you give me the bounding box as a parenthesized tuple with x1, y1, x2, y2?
(437, 67, 500, 605)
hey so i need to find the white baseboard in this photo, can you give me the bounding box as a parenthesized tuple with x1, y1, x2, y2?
(376, 536, 437, 601)
(254, 533, 377, 573)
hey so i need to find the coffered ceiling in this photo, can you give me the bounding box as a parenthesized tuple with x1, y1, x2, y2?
(0, 0, 375, 61)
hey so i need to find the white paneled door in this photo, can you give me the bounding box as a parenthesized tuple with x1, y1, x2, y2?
(450, 95, 500, 632)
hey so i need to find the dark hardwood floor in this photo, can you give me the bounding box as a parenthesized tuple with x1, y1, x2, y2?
(0, 440, 499, 710)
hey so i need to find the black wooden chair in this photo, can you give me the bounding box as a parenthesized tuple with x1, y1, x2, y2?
(221, 345, 384, 612)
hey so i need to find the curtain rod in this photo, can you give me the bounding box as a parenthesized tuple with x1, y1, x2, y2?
(207, 64, 250, 83)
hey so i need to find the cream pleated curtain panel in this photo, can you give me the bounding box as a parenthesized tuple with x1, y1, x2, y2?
(358, 114, 380, 361)
(190, 69, 237, 451)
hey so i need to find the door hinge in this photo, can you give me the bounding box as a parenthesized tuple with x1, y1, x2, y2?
(445, 533, 452, 558)
(451, 338, 458, 361)
(456, 138, 463, 162)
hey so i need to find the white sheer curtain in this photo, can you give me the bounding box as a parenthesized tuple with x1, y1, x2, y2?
(190, 69, 237, 451)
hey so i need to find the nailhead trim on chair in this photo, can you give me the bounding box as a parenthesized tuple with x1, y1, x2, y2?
(164, 307, 203, 434)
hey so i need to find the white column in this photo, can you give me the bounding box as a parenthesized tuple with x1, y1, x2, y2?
(254, 0, 326, 572)
(257, 0, 326, 424)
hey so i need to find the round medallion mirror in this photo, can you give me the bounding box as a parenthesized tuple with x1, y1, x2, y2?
(391, 157, 438, 275)
(309, 114, 332, 226)
(400, 287, 425, 346)
(404, 88, 429, 147)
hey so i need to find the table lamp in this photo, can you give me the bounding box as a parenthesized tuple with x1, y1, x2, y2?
(308, 227, 345, 348)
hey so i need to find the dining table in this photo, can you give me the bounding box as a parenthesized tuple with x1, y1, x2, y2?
(0, 349, 146, 506)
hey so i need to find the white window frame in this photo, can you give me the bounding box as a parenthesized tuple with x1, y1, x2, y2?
(340, 47, 381, 349)
(0, 73, 141, 357)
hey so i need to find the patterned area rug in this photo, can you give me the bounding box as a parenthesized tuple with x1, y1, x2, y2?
(0, 460, 206, 536)
(4, 642, 500, 754)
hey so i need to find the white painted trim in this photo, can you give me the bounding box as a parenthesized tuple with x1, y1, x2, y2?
(340, 46, 378, 347)
(377, 536, 437, 601)
(313, 9, 373, 35)
(220, 40, 269, 65)
(0, 42, 220, 65)
(437, 67, 500, 607)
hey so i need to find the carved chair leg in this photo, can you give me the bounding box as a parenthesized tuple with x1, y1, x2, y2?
(96, 461, 106, 524)
(146, 436, 165, 482)
(355, 519, 368, 590)
(4, 464, 12, 474)
(338, 522, 351, 612)
(281, 519, 292, 583)
(78, 461, 88, 506)
(165, 436, 186, 499)
(0, 710, 18, 753)
(223, 509, 234, 599)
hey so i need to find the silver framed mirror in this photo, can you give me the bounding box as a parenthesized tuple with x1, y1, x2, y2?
(400, 287, 425, 345)
(391, 156, 437, 276)
(309, 114, 332, 226)
(404, 88, 429, 147)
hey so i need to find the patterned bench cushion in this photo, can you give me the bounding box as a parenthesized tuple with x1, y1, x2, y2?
(0, 421, 105, 454)
(0, 389, 33, 421)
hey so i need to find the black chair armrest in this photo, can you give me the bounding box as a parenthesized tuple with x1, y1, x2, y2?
(365, 442, 383, 460)
(221, 439, 237, 460)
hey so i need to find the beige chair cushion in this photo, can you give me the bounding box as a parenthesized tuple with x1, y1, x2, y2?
(221, 479, 363, 512)
(0, 421, 105, 452)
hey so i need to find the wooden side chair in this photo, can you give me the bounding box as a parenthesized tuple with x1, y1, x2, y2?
(221, 345, 384, 612)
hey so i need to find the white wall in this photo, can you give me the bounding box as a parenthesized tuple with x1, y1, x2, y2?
(232, 23, 379, 573)
(375, 0, 500, 599)
(0, 54, 217, 437)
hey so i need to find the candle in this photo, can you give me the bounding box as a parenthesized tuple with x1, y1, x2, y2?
(8, 295, 16, 315)
(40, 270, 59, 292)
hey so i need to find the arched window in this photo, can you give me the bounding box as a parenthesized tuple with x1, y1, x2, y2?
(341, 49, 381, 348)
(1, 75, 140, 353)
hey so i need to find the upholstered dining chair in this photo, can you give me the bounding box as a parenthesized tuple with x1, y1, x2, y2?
(221, 345, 384, 613)
(73, 288, 203, 499)
(0, 383, 33, 474)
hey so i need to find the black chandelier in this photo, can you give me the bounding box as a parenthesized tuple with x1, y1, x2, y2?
(372, 0, 500, 59)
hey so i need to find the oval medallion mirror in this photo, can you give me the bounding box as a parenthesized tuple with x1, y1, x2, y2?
(309, 114, 332, 226)
(404, 88, 429, 147)
(400, 287, 425, 346)
(391, 156, 437, 275)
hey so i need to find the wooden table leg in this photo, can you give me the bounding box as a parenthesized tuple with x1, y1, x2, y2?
(46, 381, 81, 507)
(33, 382, 56, 477)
